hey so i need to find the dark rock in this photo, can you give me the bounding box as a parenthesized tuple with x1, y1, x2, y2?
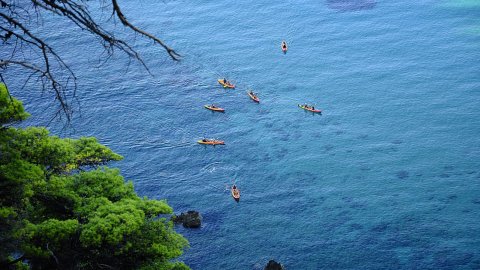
(172, 211, 202, 228)
(265, 260, 284, 270)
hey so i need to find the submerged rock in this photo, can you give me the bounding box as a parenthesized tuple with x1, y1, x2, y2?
(265, 260, 285, 270)
(172, 211, 202, 228)
(326, 0, 376, 12)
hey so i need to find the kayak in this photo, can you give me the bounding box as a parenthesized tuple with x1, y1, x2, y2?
(197, 139, 225, 145)
(298, 104, 322, 113)
(281, 41, 288, 53)
(231, 185, 240, 202)
(218, 79, 235, 89)
(204, 105, 225, 112)
(247, 91, 260, 103)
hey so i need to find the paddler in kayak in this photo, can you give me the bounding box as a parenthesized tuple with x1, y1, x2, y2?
(231, 184, 240, 202)
(198, 138, 225, 145)
(299, 103, 322, 113)
(248, 90, 260, 103)
(281, 41, 287, 53)
(218, 78, 235, 88)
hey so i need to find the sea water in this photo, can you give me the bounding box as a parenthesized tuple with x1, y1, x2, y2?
(5, 0, 480, 269)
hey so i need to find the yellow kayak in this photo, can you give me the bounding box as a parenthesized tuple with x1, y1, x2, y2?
(218, 79, 235, 89)
(204, 105, 225, 112)
(231, 185, 240, 202)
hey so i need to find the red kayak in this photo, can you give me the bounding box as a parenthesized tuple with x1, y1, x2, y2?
(247, 91, 260, 103)
(281, 41, 288, 53)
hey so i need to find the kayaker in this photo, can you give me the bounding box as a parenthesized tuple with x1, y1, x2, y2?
(312, 106, 315, 110)
(202, 139, 207, 142)
(223, 78, 227, 84)
(282, 41, 287, 49)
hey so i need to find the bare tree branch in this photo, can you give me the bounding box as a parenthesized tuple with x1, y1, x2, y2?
(111, 0, 181, 61)
(46, 243, 60, 266)
(1, 0, 180, 122)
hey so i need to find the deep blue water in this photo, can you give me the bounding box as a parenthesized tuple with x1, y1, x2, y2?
(3, 0, 480, 269)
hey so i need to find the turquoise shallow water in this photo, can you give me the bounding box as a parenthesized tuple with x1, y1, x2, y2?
(3, 0, 480, 269)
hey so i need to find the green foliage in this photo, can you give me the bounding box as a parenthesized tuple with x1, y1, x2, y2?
(0, 207, 17, 219)
(0, 127, 123, 174)
(0, 89, 189, 269)
(3, 257, 30, 270)
(0, 159, 45, 205)
(139, 261, 190, 270)
(71, 137, 123, 168)
(20, 219, 79, 258)
(80, 199, 146, 247)
(138, 198, 174, 217)
(0, 83, 30, 126)
(71, 168, 135, 202)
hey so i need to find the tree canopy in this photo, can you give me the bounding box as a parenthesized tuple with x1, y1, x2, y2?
(0, 83, 189, 270)
(0, 83, 30, 125)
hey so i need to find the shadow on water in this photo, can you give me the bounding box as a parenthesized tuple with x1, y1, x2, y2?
(396, 170, 410, 180)
(326, 0, 376, 12)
